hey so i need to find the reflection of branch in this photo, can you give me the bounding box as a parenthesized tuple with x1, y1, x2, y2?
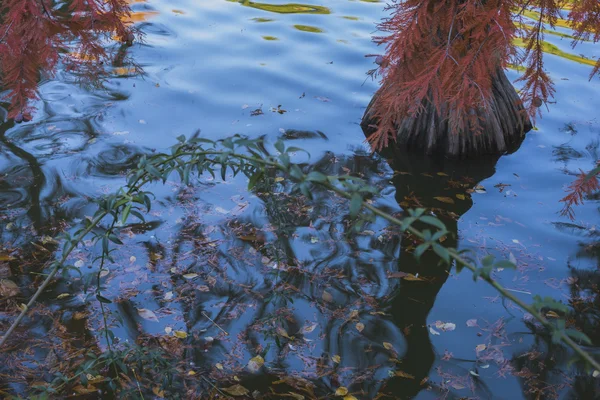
(0, 133, 45, 227)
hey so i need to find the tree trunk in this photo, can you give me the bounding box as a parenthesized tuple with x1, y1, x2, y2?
(361, 68, 533, 158)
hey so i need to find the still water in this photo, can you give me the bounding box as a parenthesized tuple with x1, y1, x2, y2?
(1, 0, 599, 398)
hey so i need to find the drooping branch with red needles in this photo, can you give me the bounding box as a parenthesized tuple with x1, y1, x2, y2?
(366, 0, 600, 150)
(0, 0, 134, 120)
(560, 167, 600, 220)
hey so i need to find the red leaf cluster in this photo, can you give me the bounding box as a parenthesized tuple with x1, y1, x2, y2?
(560, 167, 600, 220)
(367, 0, 600, 150)
(0, 0, 133, 119)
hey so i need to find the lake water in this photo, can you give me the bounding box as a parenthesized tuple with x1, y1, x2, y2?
(1, 1, 599, 398)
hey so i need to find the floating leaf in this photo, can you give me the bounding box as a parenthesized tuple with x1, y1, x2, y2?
(247, 355, 264, 373)
(466, 319, 478, 327)
(335, 387, 348, 396)
(475, 344, 487, 353)
(56, 293, 70, 300)
(383, 342, 395, 351)
(174, 330, 188, 339)
(343, 396, 358, 400)
(402, 273, 424, 281)
(434, 321, 456, 332)
(216, 363, 224, 370)
(165, 327, 173, 334)
(303, 323, 318, 334)
(429, 327, 440, 335)
(183, 273, 198, 280)
(0, 279, 20, 298)
(322, 291, 333, 302)
(456, 194, 466, 200)
(434, 196, 455, 204)
(164, 291, 174, 300)
(355, 322, 365, 333)
(74, 260, 85, 268)
(593, 370, 600, 378)
(277, 327, 291, 339)
(187, 370, 196, 375)
(395, 370, 415, 379)
(222, 384, 249, 396)
(332, 355, 341, 363)
(137, 308, 159, 322)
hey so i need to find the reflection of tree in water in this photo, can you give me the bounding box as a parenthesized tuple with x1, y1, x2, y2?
(132, 140, 509, 398)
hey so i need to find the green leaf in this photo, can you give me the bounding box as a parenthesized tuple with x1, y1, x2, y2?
(274, 140, 285, 154)
(108, 234, 123, 245)
(289, 165, 304, 180)
(96, 294, 112, 304)
(248, 171, 264, 190)
(432, 243, 451, 264)
(414, 243, 431, 260)
(349, 193, 362, 217)
(306, 171, 327, 183)
(130, 210, 146, 223)
(419, 215, 446, 231)
(481, 255, 495, 267)
(121, 203, 131, 225)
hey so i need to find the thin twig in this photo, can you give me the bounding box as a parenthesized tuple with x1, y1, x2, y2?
(202, 311, 229, 336)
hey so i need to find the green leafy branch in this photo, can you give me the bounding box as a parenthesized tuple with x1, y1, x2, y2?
(1, 134, 598, 381)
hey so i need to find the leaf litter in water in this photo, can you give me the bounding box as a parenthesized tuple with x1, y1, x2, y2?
(434, 321, 456, 332)
(222, 384, 249, 396)
(247, 355, 264, 373)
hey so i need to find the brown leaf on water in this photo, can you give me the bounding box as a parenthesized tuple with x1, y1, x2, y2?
(402, 273, 424, 281)
(434, 196, 455, 204)
(223, 384, 249, 396)
(0, 279, 20, 298)
(395, 370, 415, 379)
(456, 194, 466, 200)
(73, 385, 98, 395)
(322, 291, 333, 302)
(383, 342, 395, 351)
(335, 387, 348, 396)
(332, 355, 341, 363)
(153, 386, 165, 397)
(355, 322, 365, 333)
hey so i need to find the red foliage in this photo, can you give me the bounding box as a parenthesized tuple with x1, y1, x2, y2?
(367, 0, 600, 150)
(0, 0, 133, 119)
(560, 167, 600, 220)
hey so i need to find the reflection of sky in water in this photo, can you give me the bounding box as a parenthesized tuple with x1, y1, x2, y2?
(1, 0, 600, 398)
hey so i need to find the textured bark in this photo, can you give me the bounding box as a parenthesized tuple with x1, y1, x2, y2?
(361, 68, 533, 158)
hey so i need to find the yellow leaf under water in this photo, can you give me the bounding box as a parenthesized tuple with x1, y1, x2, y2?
(174, 330, 188, 339)
(222, 384, 249, 396)
(434, 196, 455, 204)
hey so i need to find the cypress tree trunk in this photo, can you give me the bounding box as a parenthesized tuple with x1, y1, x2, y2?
(361, 68, 533, 158)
